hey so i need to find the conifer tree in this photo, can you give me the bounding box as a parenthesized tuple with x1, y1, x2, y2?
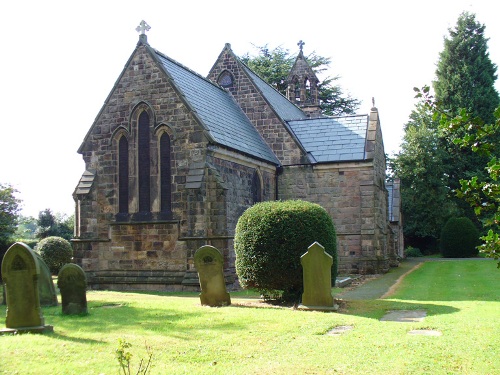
(434, 12, 499, 123)
(433, 12, 500, 225)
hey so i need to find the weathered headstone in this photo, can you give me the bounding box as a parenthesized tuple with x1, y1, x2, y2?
(300, 242, 335, 309)
(34, 252, 58, 307)
(194, 245, 231, 307)
(57, 263, 88, 315)
(1, 242, 53, 333)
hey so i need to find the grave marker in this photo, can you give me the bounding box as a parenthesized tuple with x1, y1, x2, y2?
(194, 245, 231, 307)
(1, 242, 53, 333)
(300, 242, 335, 309)
(34, 252, 58, 306)
(58, 263, 88, 315)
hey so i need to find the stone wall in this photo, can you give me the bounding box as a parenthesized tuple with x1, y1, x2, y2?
(278, 160, 389, 274)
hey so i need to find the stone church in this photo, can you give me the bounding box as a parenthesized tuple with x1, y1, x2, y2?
(72, 22, 403, 290)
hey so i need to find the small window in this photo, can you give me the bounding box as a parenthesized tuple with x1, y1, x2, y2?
(218, 71, 234, 88)
(251, 171, 262, 204)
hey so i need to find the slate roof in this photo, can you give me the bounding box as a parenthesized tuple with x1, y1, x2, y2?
(153, 50, 279, 165)
(242, 65, 308, 121)
(386, 182, 401, 222)
(287, 115, 369, 163)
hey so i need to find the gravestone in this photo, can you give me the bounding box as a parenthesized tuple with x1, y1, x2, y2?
(194, 245, 231, 307)
(1, 242, 53, 333)
(57, 263, 88, 315)
(300, 242, 335, 309)
(34, 253, 58, 307)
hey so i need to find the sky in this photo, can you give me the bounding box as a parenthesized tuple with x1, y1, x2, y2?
(1, 0, 500, 218)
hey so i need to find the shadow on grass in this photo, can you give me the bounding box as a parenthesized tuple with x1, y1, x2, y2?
(339, 299, 460, 321)
(46, 331, 106, 344)
(35, 295, 252, 341)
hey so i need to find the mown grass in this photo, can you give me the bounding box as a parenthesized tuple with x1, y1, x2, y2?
(0, 259, 499, 374)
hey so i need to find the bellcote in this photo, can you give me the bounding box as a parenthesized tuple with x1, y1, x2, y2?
(286, 40, 321, 117)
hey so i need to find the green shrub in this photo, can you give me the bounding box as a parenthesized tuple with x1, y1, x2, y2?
(405, 246, 423, 258)
(440, 217, 480, 258)
(234, 200, 337, 302)
(37, 236, 73, 274)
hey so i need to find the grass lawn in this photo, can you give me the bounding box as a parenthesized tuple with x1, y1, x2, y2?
(0, 259, 499, 374)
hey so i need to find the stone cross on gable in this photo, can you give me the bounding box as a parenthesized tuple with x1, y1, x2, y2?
(136, 20, 151, 35)
(298, 40, 305, 51)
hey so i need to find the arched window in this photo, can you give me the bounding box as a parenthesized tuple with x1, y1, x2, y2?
(305, 78, 311, 101)
(160, 132, 172, 215)
(252, 170, 262, 204)
(138, 111, 150, 213)
(118, 136, 129, 214)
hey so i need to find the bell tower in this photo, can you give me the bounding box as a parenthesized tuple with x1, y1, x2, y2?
(286, 40, 322, 118)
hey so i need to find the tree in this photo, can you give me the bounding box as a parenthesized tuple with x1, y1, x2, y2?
(35, 209, 74, 241)
(0, 183, 21, 262)
(416, 86, 500, 267)
(241, 44, 360, 116)
(389, 101, 459, 252)
(433, 12, 500, 222)
(434, 12, 499, 124)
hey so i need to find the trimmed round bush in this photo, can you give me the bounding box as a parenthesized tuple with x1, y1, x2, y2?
(405, 246, 423, 258)
(440, 217, 480, 258)
(234, 200, 337, 301)
(37, 236, 73, 274)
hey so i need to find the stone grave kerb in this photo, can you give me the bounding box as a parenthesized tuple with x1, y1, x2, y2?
(1, 242, 53, 333)
(58, 263, 88, 315)
(194, 245, 231, 307)
(299, 241, 335, 310)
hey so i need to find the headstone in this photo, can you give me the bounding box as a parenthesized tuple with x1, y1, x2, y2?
(34, 252, 58, 306)
(57, 263, 88, 315)
(300, 242, 335, 309)
(1, 242, 53, 333)
(194, 245, 231, 307)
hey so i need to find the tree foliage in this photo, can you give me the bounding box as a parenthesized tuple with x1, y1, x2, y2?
(36, 208, 74, 241)
(0, 183, 21, 260)
(241, 44, 360, 116)
(416, 86, 500, 267)
(440, 217, 480, 258)
(434, 12, 499, 124)
(391, 12, 499, 253)
(389, 102, 459, 252)
(433, 12, 500, 221)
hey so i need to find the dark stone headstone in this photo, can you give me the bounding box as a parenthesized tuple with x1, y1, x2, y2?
(57, 263, 88, 315)
(300, 242, 335, 309)
(1, 242, 53, 334)
(34, 253, 58, 307)
(194, 245, 231, 307)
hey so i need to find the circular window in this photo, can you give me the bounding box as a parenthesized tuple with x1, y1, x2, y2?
(218, 71, 234, 88)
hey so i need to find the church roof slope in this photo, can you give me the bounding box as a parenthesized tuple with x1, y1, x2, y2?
(153, 50, 279, 164)
(287, 115, 368, 163)
(241, 65, 308, 122)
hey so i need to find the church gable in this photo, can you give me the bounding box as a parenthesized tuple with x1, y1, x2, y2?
(208, 44, 307, 165)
